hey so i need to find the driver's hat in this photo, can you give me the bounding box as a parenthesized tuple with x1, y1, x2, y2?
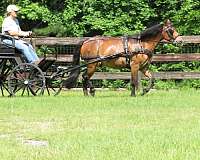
(7, 5, 20, 13)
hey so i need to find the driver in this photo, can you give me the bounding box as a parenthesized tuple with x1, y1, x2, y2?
(1, 4, 40, 64)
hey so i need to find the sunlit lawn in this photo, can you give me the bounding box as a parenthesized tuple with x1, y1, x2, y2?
(0, 89, 200, 160)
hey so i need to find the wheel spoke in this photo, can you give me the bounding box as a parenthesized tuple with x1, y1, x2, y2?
(46, 85, 51, 95)
(28, 85, 36, 96)
(21, 86, 26, 96)
(0, 85, 4, 96)
(2, 81, 10, 95)
(26, 86, 30, 96)
(13, 84, 24, 94)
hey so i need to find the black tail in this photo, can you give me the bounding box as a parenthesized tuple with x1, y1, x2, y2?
(62, 38, 89, 89)
(63, 66, 81, 89)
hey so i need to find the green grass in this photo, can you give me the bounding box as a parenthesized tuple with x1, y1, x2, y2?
(0, 89, 200, 160)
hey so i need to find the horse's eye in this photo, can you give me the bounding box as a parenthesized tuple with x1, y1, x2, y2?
(168, 28, 174, 35)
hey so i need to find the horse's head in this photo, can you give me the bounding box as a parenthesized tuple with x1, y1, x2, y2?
(162, 19, 179, 42)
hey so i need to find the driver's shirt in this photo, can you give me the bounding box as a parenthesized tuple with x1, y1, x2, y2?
(2, 16, 21, 38)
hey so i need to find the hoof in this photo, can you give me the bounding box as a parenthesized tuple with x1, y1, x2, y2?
(141, 88, 149, 96)
(131, 93, 136, 97)
(89, 89, 95, 97)
(83, 90, 88, 96)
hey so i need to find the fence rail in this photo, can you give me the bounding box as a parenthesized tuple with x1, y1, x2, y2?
(90, 72, 200, 80)
(48, 53, 200, 63)
(28, 35, 200, 46)
(152, 53, 200, 62)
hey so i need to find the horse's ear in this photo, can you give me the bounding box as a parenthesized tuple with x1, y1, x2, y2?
(164, 19, 171, 26)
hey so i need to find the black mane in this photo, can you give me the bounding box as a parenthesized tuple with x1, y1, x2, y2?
(129, 24, 163, 40)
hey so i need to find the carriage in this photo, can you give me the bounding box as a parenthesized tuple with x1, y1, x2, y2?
(0, 34, 81, 96)
(0, 19, 179, 97)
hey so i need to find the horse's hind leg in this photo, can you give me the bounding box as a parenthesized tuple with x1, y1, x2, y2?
(82, 71, 89, 96)
(82, 63, 97, 96)
(130, 63, 140, 97)
(82, 73, 95, 96)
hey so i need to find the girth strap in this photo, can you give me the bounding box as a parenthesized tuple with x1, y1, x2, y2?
(123, 36, 129, 55)
(122, 36, 130, 66)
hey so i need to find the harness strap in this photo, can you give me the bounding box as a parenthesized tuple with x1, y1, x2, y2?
(122, 36, 130, 66)
(138, 36, 145, 53)
(123, 36, 128, 54)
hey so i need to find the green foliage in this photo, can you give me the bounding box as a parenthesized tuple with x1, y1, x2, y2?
(18, 0, 51, 21)
(36, 45, 55, 56)
(33, 23, 69, 37)
(174, 0, 200, 35)
(154, 80, 176, 90)
(0, 0, 200, 36)
(178, 79, 200, 89)
(156, 43, 182, 54)
(102, 79, 127, 89)
(0, 16, 3, 26)
(78, 0, 155, 36)
(153, 79, 200, 90)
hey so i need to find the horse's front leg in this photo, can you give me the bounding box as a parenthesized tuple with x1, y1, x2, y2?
(130, 63, 140, 97)
(141, 70, 155, 95)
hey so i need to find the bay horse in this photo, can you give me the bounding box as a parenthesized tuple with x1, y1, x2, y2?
(80, 19, 180, 96)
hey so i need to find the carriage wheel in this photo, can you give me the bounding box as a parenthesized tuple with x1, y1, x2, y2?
(45, 74, 63, 96)
(44, 65, 80, 96)
(45, 68, 63, 96)
(0, 59, 16, 96)
(7, 63, 45, 96)
(38, 64, 63, 96)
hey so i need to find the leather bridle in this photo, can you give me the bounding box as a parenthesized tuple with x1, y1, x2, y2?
(163, 25, 176, 42)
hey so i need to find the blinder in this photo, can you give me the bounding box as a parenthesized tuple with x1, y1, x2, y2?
(163, 25, 175, 41)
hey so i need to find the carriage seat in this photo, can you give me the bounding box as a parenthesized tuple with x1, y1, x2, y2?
(0, 34, 26, 64)
(0, 34, 15, 54)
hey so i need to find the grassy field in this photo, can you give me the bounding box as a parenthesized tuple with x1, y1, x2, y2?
(0, 89, 200, 160)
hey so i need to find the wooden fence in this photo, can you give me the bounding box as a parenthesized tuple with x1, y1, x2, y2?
(29, 36, 200, 46)
(28, 35, 200, 80)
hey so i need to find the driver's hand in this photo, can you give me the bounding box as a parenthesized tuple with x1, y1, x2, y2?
(19, 31, 32, 37)
(28, 31, 32, 36)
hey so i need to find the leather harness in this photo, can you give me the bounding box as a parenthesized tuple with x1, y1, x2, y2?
(82, 36, 153, 69)
(122, 36, 153, 67)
